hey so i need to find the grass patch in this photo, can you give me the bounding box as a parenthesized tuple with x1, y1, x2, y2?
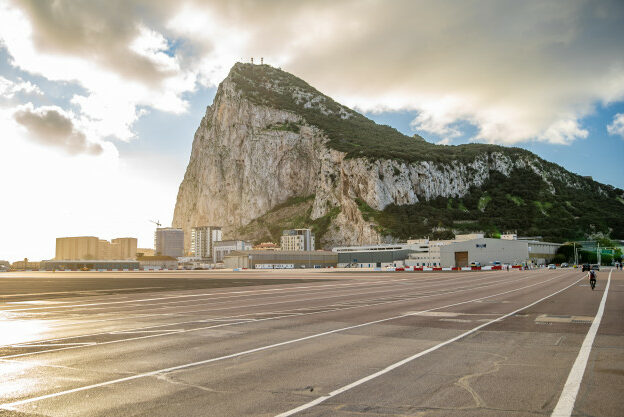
(506, 194, 524, 206)
(478, 194, 492, 212)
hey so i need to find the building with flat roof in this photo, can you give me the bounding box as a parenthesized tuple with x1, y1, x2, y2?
(155, 228, 184, 258)
(527, 240, 562, 265)
(137, 248, 155, 257)
(41, 260, 139, 271)
(190, 226, 222, 260)
(333, 243, 423, 268)
(224, 250, 336, 269)
(335, 234, 561, 268)
(213, 240, 252, 263)
(11, 259, 40, 270)
(56, 236, 100, 260)
(438, 238, 530, 268)
(280, 229, 315, 251)
(111, 238, 137, 260)
(136, 255, 178, 270)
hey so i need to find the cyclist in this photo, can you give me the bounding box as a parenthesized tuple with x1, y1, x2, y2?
(588, 269, 597, 290)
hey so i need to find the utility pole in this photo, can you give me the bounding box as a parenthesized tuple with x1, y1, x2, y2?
(597, 243, 601, 266)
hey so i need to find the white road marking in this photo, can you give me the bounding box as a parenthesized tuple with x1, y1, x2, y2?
(0, 287, 164, 298)
(0, 272, 576, 409)
(0, 272, 542, 358)
(550, 269, 612, 417)
(274, 276, 584, 417)
(0, 278, 423, 312)
(0, 272, 520, 348)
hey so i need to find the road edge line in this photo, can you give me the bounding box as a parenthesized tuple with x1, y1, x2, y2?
(274, 275, 584, 417)
(550, 269, 612, 417)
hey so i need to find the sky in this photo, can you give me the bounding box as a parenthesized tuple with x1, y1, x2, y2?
(0, 0, 623, 262)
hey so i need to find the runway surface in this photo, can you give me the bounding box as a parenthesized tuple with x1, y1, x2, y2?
(0, 268, 621, 416)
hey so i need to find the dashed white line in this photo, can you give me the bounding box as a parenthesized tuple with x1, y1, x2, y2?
(550, 269, 612, 417)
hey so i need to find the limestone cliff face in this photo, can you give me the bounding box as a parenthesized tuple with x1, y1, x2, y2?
(172, 64, 603, 250)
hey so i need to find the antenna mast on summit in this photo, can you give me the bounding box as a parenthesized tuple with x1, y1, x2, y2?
(261, 57, 263, 65)
(250, 57, 254, 64)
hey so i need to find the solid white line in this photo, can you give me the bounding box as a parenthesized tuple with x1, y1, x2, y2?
(0, 272, 575, 409)
(550, 269, 612, 417)
(273, 275, 584, 417)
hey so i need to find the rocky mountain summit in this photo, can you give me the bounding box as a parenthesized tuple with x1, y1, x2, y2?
(173, 63, 624, 250)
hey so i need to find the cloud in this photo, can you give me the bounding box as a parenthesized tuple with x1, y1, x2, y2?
(2, 0, 624, 147)
(607, 113, 624, 139)
(0, 1, 195, 143)
(0, 75, 42, 98)
(13, 104, 103, 155)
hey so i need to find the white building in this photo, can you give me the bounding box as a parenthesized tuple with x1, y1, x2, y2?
(213, 240, 252, 263)
(526, 240, 562, 265)
(190, 226, 222, 260)
(438, 238, 530, 267)
(333, 242, 427, 268)
(155, 228, 184, 258)
(281, 229, 315, 251)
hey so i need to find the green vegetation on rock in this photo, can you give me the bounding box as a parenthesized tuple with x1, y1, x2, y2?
(265, 121, 300, 133)
(228, 63, 545, 165)
(235, 195, 340, 246)
(354, 168, 624, 242)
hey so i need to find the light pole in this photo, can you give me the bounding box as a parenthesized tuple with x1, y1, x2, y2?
(597, 243, 601, 266)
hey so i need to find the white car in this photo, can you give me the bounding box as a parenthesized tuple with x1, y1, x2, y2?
(548, 264, 556, 269)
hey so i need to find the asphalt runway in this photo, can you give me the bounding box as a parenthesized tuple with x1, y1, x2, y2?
(0, 268, 621, 416)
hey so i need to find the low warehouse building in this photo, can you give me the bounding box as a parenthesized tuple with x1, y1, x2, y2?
(526, 240, 562, 265)
(40, 260, 140, 271)
(333, 244, 417, 268)
(439, 238, 529, 268)
(224, 250, 337, 269)
(136, 255, 178, 270)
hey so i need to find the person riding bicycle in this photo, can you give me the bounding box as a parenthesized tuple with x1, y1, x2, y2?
(588, 269, 597, 289)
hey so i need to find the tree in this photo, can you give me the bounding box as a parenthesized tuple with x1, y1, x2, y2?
(556, 243, 578, 262)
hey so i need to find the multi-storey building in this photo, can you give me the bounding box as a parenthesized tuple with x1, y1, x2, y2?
(190, 226, 222, 260)
(155, 228, 184, 258)
(213, 240, 252, 262)
(56, 236, 100, 260)
(111, 238, 137, 259)
(280, 229, 315, 251)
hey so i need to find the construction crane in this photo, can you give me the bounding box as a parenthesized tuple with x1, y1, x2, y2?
(149, 219, 161, 227)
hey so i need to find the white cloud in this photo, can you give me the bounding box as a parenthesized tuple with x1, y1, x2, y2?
(0, 75, 42, 98)
(3, 0, 624, 147)
(607, 113, 624, 139)
(0, 2, 195, 143)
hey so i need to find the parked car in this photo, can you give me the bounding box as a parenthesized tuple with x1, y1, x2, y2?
(561, 263, 569, 268)
(470, 262, 481, 267)
(548, 264, 556, 269)
(591, 264, 600, 271)
(582, 264, 591, 272)
(492, 261, 502, 266)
